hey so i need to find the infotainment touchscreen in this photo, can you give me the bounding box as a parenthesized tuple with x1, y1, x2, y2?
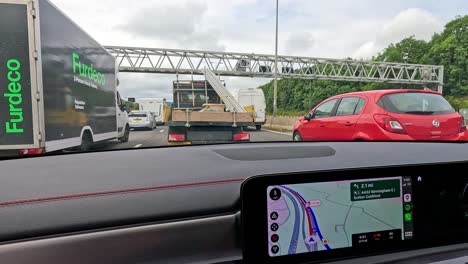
(266, 176, 414, 257)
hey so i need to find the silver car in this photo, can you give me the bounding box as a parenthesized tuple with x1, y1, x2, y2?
(128, 111, 156, 130)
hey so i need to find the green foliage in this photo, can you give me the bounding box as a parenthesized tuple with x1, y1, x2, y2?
(423, 15, 468, 96)
(129, 102, 140, 111)
(446, 96, 468, 111)
(122, 100, 140, 111)
(375, 36, 430, 63)
(261, 16, 468, 114)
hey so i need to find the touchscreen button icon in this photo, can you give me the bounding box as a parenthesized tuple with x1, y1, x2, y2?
(270, 223, 279, 232)
(270, 212, 279, 220)
(271, 234, 279, 243)
(404, 213, 413, 222)
(270, 188, 281, 200)
(271, 245, 279, 254)
(405, 204, 412, 212)
(404, 194, 412, 202)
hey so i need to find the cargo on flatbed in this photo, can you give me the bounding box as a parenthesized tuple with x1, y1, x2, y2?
(171, 110, 253, 123)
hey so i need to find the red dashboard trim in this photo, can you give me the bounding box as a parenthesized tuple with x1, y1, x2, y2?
(0, 178, 245, 208)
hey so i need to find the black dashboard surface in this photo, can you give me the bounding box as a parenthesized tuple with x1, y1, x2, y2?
(1, 142, 468, 243)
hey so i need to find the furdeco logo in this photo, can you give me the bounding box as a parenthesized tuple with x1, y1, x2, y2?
(72, 52, 106, 86)
(3, 59, 25, 134)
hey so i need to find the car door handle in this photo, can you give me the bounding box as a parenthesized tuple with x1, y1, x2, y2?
(344, 122, 353, 126)
(319, 124, 326, 127)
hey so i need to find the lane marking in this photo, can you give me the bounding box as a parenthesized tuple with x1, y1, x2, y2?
(133, 144, 143, 148)
(160, 129, 165, 133)
(262, 129, 292, 136)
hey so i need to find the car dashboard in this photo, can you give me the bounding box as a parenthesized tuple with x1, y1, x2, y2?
(0, 142, 468, 263)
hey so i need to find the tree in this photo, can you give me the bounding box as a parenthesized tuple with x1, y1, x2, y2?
(375, 36, 430, 64)
(423, 15, 468, 96)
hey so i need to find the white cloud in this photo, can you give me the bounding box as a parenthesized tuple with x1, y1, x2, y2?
(378, 8, 443, 44)
(352, 42, 379, 60)
(285, 33, 315, 55)
(352, 8, 443, 59)
(117, 2, 225, 51)
(120, 2, 206, 39)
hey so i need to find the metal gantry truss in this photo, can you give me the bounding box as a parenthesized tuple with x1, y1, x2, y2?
(105, 46, 444, 92)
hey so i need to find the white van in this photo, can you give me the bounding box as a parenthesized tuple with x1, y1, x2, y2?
(138, 98, 165, 125)
(236, 88, 266, 130)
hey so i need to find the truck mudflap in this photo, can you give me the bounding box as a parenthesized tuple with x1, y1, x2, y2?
(0, 1, 40, 150)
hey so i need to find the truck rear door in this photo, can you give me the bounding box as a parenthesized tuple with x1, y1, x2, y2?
(0, 0, 40, 150)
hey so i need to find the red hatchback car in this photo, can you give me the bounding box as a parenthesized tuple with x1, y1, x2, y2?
(293, 89, 467, 141)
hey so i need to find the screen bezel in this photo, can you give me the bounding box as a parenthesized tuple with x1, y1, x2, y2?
(241, 162, 468, 263)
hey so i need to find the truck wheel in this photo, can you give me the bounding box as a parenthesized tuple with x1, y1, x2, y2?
(293, 131, 302, 142)
(255, 125, 262, 131)
(80, 132, 93, 151)
(119, 125, 130, 143)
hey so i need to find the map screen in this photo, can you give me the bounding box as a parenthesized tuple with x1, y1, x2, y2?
(266, 176, 414, 257)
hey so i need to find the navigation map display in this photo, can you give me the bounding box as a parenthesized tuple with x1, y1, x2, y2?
(266, 176, 414, 257)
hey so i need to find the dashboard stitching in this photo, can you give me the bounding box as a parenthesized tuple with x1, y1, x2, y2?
(0, 178, 245, 208)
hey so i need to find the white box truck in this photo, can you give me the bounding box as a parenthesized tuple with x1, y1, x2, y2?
(138, 98, 166, 125)
(0, 0, 130, 155)
(235, 88, 266, 130)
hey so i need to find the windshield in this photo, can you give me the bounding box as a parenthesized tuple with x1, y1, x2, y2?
(0, 0, 466, 159)
(378, 93, 456, 115)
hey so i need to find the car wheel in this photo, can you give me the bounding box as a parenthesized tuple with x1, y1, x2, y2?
(80, 132, 93, 151)
(293, 131, 302, 142)
(255, 125, 262, 131)
(119, 125, 130, 143)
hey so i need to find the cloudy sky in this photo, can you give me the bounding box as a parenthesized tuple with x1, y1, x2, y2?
(51, 0, 467, 101)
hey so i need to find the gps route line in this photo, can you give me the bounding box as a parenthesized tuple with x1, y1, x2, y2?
(280, 186, 332, 250)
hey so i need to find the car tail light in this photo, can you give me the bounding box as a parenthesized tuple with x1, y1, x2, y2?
(233, 133, 250, 141)
(373, 114, 407, 134)
(459, 118, 467, 133)
(168, 134, 185, 142)
(19, 148, 44, 156)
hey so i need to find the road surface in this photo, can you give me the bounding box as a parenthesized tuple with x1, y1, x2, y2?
(94, 126, 292, 150)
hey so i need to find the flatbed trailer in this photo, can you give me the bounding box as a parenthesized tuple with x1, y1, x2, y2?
(167, 80, 254, 144)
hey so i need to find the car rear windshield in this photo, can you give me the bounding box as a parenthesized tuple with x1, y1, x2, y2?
(377, 92, 455, 115)
(129, 113, 147, 117)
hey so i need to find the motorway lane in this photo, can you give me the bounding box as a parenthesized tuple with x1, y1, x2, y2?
(248, 128, 292, 142)
(95, 126, 292, 150)
(93, 126, 169, 150)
